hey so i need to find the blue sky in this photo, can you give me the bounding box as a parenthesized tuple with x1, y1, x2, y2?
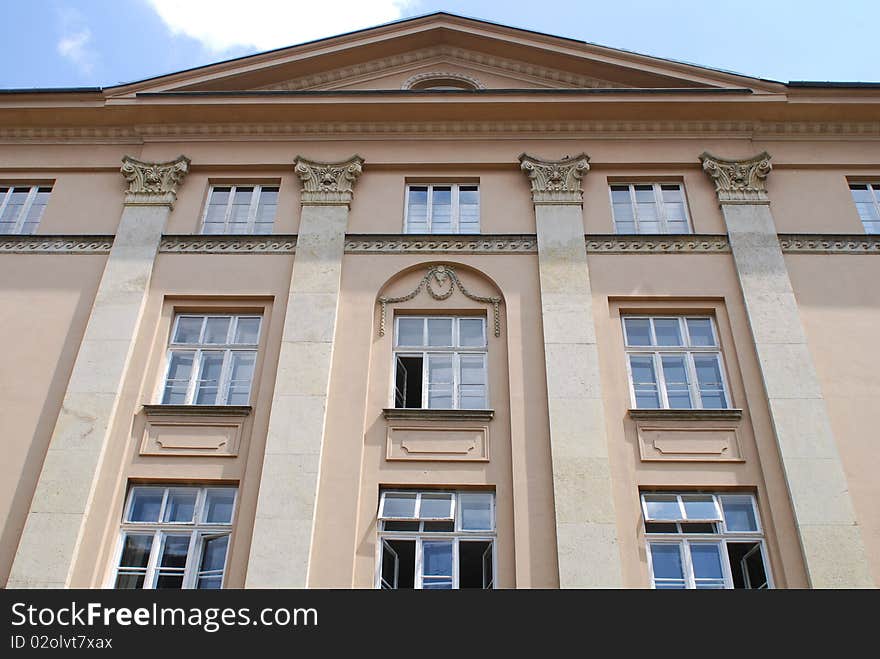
(3, 0, 879, 89)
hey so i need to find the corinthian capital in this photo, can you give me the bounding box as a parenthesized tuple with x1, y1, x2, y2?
(519, 153, 590, 205)
(121, 155, 190, 206)
(700, 152, 772, 204)
(294, 155, 365, 205)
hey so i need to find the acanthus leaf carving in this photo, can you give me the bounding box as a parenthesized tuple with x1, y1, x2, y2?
(699, 151, 772, 203)
(377, 264, 503, 337)
(294, 155, 364, 205)
(518, 153, 590, 204)
(120, 155, 190, 205)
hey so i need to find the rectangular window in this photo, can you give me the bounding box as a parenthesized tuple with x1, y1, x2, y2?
(623, 316, 730, 409)
(0, 185, 51, 235)
(642, 492, 770, 589)
(393, 316, 488, 409)
(849, 183, 880, 234)
(160, 314, 261, 405)
(201, 184, 278, 234)
(610, 183, 691, 234)
(377, 490, 495, 589)
(113, 485, 236, 589)
(404, 184, 479, 234)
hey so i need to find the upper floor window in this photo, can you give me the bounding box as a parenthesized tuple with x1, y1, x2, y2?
(393, 316, 487, 410)
(405, 184, 479, 234)
(377, 490, 495, 589)
(0, 185, 51, 235)
(610, 183, 691, 234)
(113, 485, 236, 589)
(849, 183, 880, 233)
(623, 316, 729, 410)
(160, 314, 261, 406)
(642, 492, 770, 589)
(201, 184, 278, 234)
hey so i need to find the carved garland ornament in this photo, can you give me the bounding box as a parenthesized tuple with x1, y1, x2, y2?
(699, 151, 772, 203)
(377, 265, 502, 338)
(294, 155, 364, 205)
(120, 155, 190, 205)
(519, 153, 590, 204)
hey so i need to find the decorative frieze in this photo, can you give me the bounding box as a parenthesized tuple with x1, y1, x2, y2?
(120, 155, 190, 206)
(294, 155, 364, 205)
(586, 235, 730, 253)
(160, 235, 296, 253)
(377, 264, 503, 338)
(519, 153, 590, 204)
(344, 235, 536, 253)
(778, 234, 880, 253)
(0, 235, 113, 254)
(700, 151, 772, 204)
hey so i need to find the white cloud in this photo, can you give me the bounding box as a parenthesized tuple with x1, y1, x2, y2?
(56, 8, 97, 75)
(146, 0, 418, 53)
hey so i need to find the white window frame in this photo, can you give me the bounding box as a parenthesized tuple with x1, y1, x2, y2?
(200, 184, 279, 234)
(109, 485, 237, 590)
(0, 185, 52, 235)
(375, 490, 497, 590)
(848, 182, 880, 234)
(403, 183, 480, 234)
(609, 182, 692, 234)
(392, 316, 489, 410)
(642, 492, 773, 590)
(623, 316, 731, 410)
(157, 314, 262, 406)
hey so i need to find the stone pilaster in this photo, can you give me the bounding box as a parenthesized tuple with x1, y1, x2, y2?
(246, 155, 363, 588)
(701, 151, 873, 588)
(8, 155, 189, 588)
(520, 154, 623, 588)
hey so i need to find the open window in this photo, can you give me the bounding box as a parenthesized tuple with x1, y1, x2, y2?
(377, 490, 495, 589)
(642, 492, 771, 589)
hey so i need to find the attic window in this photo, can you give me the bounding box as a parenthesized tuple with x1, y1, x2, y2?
(403, 73, 483, 91)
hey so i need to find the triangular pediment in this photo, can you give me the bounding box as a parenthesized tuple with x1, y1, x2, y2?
(105, 13, 784, 97)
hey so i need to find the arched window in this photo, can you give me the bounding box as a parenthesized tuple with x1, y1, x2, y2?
(402, 73, 483, 91)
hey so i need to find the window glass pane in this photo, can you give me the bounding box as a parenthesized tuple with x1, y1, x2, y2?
(721, 496, 758, 532)
(203, 317, 231, 344)
(255, 187, 278, 227)
(650, 544, 686, 588)
(204, 489, 236, 524)
(24, 189, 50, 232)
(460, 493, 494, 530)
(458, 318, 484, 347)
(162, 351, 194, 404)
(422, 541, 453, 589)
(459, 355, 487, 409)
(230, 187, 253, 224)
(427, 354, 453, 408)
(629, 355, 659, 408)
(430, 186, 452, 233)
(159, 536, 190, 568)
(194, 352, 224, 405)
(406, 186, 428, 233)
(653, 318, 683, 346)
(693, 355, 727, 409)
(128, 488, 164, 522)
(419, 494, 453, 519)
(635, 185, 659, 232)
(164, 489, 197, 523)
(643, 494, 681, 521)
(234, 317, 261, 345)
(199, 535, 229, 573)
(686, 318, 715, 347)
(661, 354, 692, 409)
(396, 318, 424, 347)
(0, 188, 27, 230)
(119, 533, 153, 567)
(690, 543, 725, 588)
(381, 493, 417, 519)
(173, 317, 203, 344)
(849, 184, 871, 202)
(427, 318, 453, 346)
(226, 351, 255, 405)
(682, 495, 719, 521)
(624, 318, 652, 346)
(114, 573, 146, 589)
(458, 186, 480, 233)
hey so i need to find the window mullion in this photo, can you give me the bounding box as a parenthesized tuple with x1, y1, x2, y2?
(629, 185, 640, 233)
(720, 540, 735, 589)
(454, 351, 460, 409)
(453, 538, 460, 589)
(451, 184, 460, 233)
(0, 187, 11, 220)
(653, 184, 667, 234)
(217, 349, 233, 405)
(422, 350, 429, 409)
(686, 352, 703, 409)
(14, 187, 38, 233)
(654, 352, 670, 408)
(223, 186, 235, 233)
(144, 531, 162, 589)
(246, 185, 260, 232)
(415, 539, 424, 589)
(682, 541, 696, 589)
(426, 185, 433, 233)
(183, 532, 200, 589)
(186, 350, 202, 405)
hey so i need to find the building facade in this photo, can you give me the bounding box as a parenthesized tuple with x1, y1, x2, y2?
(1, 13, 878, 589)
